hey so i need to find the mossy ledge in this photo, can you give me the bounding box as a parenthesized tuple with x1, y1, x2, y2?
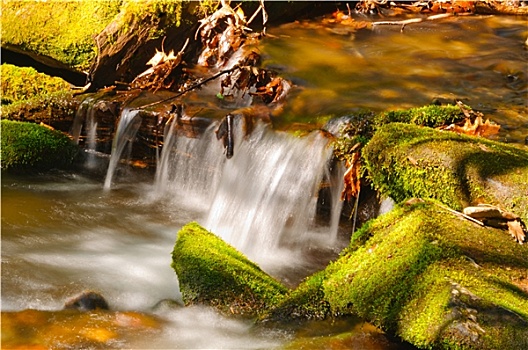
(362, 122, 528, 221)
(1, 120, 80, 173)
(171, 222, 288, 317)
(265, 201, 528, 349)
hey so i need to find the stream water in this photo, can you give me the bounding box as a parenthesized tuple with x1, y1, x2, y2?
(2, 13, 527, 350)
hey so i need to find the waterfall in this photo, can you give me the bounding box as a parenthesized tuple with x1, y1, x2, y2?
(77, 93, 346, 265)
(153, 114, 342, 264)
(85, 109, 98, 170)
(104, 108, 142, 190)
(154, 117, 226, 210)
(205, 123, 336, 262)
(71, 95, 97, 144)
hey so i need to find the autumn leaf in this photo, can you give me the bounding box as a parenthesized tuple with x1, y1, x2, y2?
(341, 149, 362, 201)
(444, 116, 500, 137)
(508, 220, 526, 244)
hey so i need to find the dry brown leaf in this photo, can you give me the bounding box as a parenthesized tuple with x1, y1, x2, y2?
(507, 220, 526, 244)
(341, 150, 362, 201)
(448, 116, 500, 137)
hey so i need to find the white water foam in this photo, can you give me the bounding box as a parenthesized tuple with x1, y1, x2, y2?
(154, 116, 343, 268)
(104, 108, 142, 190)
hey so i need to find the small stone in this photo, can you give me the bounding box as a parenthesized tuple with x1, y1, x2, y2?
(64, 290, 109, 311)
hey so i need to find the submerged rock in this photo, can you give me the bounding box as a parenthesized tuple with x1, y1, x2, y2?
(171, 222, 288, 317)
(1, 308, 160, 349)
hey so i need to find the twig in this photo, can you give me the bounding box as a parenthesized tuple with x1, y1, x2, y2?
(138, 66, 240, 110)
(435, 202, 485, 226)
(351, 187, 361, 235)
(372, 13, 453, 32)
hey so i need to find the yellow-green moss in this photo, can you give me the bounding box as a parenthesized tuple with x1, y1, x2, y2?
(1, 1, 121, 70)
(267, 200, 528, 349)
(0, 91, 80, 128)
(362, 123, 528, 219)
(117, 0, 186, 37)
(1, 120, 79, 173)
(332, 104, 466, 165)
(322, 201, 528, 349)
(1, 64, 71, 105)
(171, 222, 288, 317)
(374, 104, 466, 128)
(263, 270, 331, 323)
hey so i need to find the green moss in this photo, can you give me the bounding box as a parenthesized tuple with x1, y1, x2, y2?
(399, 260, 528, 350)
(171, 222, 288, 317)
(118, 0, 185, 38)
(323, 204, 457, 328)
(0, 64, 71, 105)
(332, 104, 466, 164)
(362, 123, 528, 218)
(321, 201, 528, 349)
(1, 1, 121, 70)
(374, 104, 466, 128)
(264, 270, 331, 323)
(1, 91, 80, 127)
(1, 120, 79, 173)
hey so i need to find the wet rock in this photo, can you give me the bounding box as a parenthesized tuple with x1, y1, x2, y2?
(362, 122, 528, 226)
(64, 291, 109, 311)
(1, 120, 80, 173)
(151, 299, 183, 313)
(171, 222, 288, 317)
(265, 200, 528, 349)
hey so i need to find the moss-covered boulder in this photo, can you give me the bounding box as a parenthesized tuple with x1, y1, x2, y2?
(1, 120, 80, 173)
(362, 123, 528, 221)
(1, 1, 120, 71)
(171, 222, 288, 317)
(266, 201, 528, 349)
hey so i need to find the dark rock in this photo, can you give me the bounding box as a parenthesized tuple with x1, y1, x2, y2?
(64, 291, 109, 311)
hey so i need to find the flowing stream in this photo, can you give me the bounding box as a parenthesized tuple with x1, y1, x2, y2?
(2, 13, 527, 350)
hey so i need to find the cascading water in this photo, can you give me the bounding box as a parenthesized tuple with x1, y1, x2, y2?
(104, 108, 143, 189)
(206, 124, 336, 262)
(71, 95, 97, 144)
(85, 110, 99, 170)
(153, 115, 225, 209)
(154, 113, 344, 267)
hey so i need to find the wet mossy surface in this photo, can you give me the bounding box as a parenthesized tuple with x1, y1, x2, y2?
(1, 120, 80, 173)
(263, 270, 331, 323)
(1, 1, 121, 71)
(362, 122, 528, 220)
(267, 201, 528, 349)
(373, 104, 466, 129)
(329, 202, 527, 348)
(171, 222, 288, 317)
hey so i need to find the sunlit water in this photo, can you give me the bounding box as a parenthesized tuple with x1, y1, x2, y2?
(263, 15, 528, 143)
(1, 171, 401, 349)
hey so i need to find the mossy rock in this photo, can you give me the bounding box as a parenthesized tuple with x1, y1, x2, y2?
(1, 1, 121, 71)
(263, 270, 331, 323)
(362, 122, 528, 221)
(1, 64, 71, 105)
(269, 201, 528, 349)
(1, 120, 80, 173)
(374, 104, 466, 129)
(171, 222, 288, 317)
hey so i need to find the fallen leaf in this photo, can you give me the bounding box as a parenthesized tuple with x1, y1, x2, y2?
(507, 220, 526, 244)
(341, 150, 362, 201)
(447, 116, 500, 137)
